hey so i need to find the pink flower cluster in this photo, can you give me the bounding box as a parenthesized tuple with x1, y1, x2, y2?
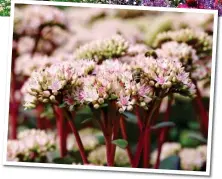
(22, 35, 196, 113)
(14, 6, 66, 35)
(7, 129, 55, 162)
(22, 59, 96, 110)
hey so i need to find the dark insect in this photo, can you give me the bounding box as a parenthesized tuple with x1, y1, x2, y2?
(145, 50, 158, 59)
(133, 68, 143, 83)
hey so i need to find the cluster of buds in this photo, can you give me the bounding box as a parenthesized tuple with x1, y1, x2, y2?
(153, 28, 212, 55)
(21, 60, 96, 110)
(150, 142, 182, 165)
(66, 128, 101, 151)
(7, 129, 56, 162)
(88, 145, 129, 166)
(179, 145, 207, 170)
(74, 35, 129, 62)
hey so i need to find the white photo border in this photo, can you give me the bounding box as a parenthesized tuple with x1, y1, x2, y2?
(2, 0, 219, 176)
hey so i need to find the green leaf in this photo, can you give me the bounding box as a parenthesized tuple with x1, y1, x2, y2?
(188, 133, 207, 144)
(58, 103, 66, 108)
(112, 139, 128, 149)
(81, 118, 92, 124)
(123, 112, 137, 124)
(99, 103, 108, 108)
(53, 156, 75, 164)
(159, 155, 180, 170)
(179, 130, 203, 147)
(95, 134, 105, 145)
(151, 121, 175, 130)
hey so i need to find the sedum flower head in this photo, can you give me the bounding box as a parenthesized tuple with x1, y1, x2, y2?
(7, 129, 56, 162)
(14, 5, 67, 35)
(153, 28, 212, 55)
(150, 142, 181, 165)
(74, 35, 129, 62)
(22, 60, 96, 110)
(196, 145, 207, 161)
(88, 145, 129, 166)
(150, 41, 210, 82)
(179, 147, 206, 171)
(155, 41, 199, 67)
(130, 55, 196, 98)
(66, 128, 100, 151)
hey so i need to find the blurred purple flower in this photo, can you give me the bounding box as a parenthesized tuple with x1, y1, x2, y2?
(142, 0, 170, 7)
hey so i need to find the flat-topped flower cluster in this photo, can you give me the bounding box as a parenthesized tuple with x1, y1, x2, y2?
(7, 129, 56, 162)
(21, 34, 197, 114)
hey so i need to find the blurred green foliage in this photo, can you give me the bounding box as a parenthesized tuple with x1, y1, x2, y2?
(0, 0, 10, 16)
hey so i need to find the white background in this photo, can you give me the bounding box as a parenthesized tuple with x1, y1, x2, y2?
(0, 16, 221, 179)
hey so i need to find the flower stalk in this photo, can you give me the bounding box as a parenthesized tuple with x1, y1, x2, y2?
(119, 115, 134, 166)
(64, 110, 89, 164)
(54, 106, 68, 157)
(154, 96, 173, 169)
(193, 85, 209, 137)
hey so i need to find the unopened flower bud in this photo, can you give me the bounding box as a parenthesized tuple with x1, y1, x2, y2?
(155, 83, 160, 88)
(103, 94, 108, 99)
(172, 77, 177, 82)
(127, 105, 133, 111)
(119, 108, 124, 113)
(42, 99, 49, 103)
(28, 90, 37, 96)
(53, 91, 58, 96)
(43, 90, 51, 97)
(149, 81, 155, 86)
(166, 81, 172, 88)
(140, 102, 146, 107)
(132, 91, 136, 95)
(98, 98, 104, 104)
(93, 104, 100, 109)
(131, 99, 136, 104)
(49, 95, 56, 102)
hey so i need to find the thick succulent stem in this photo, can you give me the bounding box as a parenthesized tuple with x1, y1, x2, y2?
(54, 106, 68, 157)
(110, 115, 120, 166)
(193, 84, 209, 137)
(154, 97, 173, 169)
(65, 110, 89, 164)
(119, 115, 134, 166)
(133, 101, 161, 167)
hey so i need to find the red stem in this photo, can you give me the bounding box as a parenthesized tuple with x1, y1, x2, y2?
(132, 130, 145, 167)
(193, 85, 208, 137)
(154, 97, 173, 169)
(133, 101, 161, 168)
(143, 126, 151, 168)
(104, 109, 113, 166)
(105, 135, 112, 166)
(110, 116, 120, 166)
(54, 106, 68, 157)
(10, 102, 18, 139)
(36, 105, 44, 129)
(119, 115, 134, 166)
(9, 48, 18, 139)
(66, 111, 89, 164)
(135, 106, 143, 132)
(143, 102, 161, 168)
